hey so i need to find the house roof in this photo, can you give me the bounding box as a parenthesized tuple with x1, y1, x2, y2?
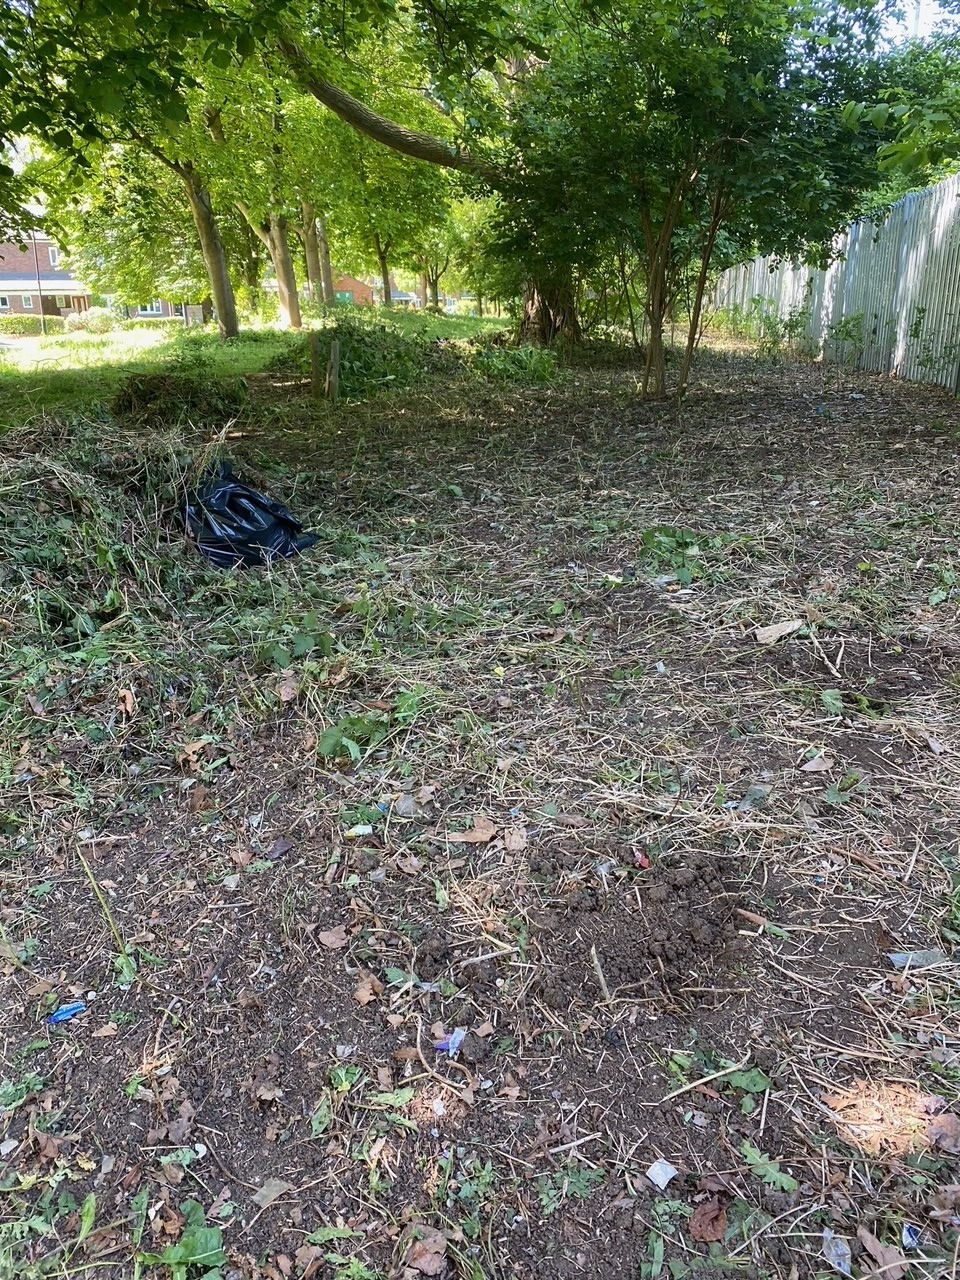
(0, 272, 87, 293)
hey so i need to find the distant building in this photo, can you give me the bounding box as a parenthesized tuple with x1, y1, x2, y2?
(118, 300, 193, 321)
(332, 274, 374, 305)
(0, 232, 91, 315)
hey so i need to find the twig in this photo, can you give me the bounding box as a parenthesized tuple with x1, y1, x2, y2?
(590, 944, 612, 1004)
(657, 1053, 752, 1104)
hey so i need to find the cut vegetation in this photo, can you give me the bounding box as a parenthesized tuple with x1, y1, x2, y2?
(2, 334, 959, 1279)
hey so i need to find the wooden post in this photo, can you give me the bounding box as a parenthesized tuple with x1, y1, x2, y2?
(309, 330, 323, 400)
(325, 337, 340, 403)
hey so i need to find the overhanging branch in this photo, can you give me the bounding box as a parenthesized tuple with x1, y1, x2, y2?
(277, 36, 502, 185)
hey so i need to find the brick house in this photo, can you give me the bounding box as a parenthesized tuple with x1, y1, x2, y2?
(119, 299, 192, 320)
(0, 233, 91, 316)
(332, 274, 374, 305)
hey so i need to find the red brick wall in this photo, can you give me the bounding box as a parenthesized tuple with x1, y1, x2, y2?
(0, 292, 87, 316)
(0, 292, 43, 315)
(0, 240, 61, 273)
(333, 275, 374, 305)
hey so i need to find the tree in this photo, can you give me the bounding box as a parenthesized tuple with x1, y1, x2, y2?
(1, 0, 890, 388)
(43, 146, 208, 306)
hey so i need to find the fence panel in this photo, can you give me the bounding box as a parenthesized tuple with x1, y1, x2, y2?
(715, 174, 960, 390)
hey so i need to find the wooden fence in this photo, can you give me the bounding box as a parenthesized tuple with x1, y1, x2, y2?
(715, 173, 960, 390)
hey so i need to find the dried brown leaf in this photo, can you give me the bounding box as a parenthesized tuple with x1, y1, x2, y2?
(929, 1111, 960, 1153)
(118, 688, 136, 716)
(403, 1224, 448, 1276)
(502, 824, 528, 852)
(26, 692, 47, 718)
(856, 1226, 907, 1280)
(755, 619, 804, 645)
(316, 924, 349, 950)
(690, 1198, 728, 1243)
(698, 1172, 737, 1194)
(354, 972, 384, 1005)
(553, 812, 589, 829)
(800, 755, 834, 772)
(277, 669, 299, 703)
(448, 815, 498, 844)
(251, 1177, 294, 1209)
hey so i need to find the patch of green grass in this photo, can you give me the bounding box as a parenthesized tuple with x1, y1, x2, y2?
(0, 309, 510, 425)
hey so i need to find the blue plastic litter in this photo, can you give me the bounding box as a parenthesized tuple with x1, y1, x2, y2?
(435, 1027, 467, 1056)
(47, 1001, 86, 1025)
(902, 1224, 922, 1250)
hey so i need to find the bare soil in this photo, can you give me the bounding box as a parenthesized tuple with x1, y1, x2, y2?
(2, 349, 960, 1280)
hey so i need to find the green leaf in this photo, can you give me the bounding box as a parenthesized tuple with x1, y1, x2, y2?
(368, 1087, 415, 1107)
(725, 1067, 771, 1094)
(309, 1098, 332, 1136)
(820, 689, 844, 716)
(114, 950, 137, 986)
(740, 1140, 799, 1192)
(77, 1193, 97, 1244)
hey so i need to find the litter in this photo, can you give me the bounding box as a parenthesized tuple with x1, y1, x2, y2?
(47, 1001, 86, 1025)
(434, 1028, 467, 1056)
(645, 1158, 679, 1190)
(184, 460, 318, 569)
(822, 1228, 852, 1275)
(888, 950, 952, 971)
(902, 1224, 922, 1250)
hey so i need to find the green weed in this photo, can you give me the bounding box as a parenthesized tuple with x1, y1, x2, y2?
(535, 1164, 605, 1215)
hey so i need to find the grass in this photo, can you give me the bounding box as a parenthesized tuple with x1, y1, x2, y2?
(1, 337, 960, 1279)
(0, 307, 509, 421)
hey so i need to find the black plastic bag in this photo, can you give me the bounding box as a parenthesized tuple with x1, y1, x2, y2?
(184, 461, 319, 569)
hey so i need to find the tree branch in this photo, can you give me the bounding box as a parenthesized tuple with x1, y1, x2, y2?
(276, 37, 502, 184)
(236, 200, 271, 248)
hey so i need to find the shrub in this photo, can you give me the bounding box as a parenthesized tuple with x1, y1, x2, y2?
(0, 314, 65, 336)
(65, 306, 115, 334)
(266, 314, 429, 398)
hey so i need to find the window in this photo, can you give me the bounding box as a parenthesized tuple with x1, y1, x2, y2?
(21, 295, 33, 309)
(335, 290, 354, 304)
(48, 246, 60, 267)
(0, 296, 8, 309)
(55, 295, 66, 308)
(138, 300, 163, 315)
(173, 302, 184, 317)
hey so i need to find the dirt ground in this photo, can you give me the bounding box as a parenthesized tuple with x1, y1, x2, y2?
(2, 348, 960, 1279)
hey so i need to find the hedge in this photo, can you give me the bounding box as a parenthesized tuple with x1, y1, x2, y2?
(0, 314, 66, 336)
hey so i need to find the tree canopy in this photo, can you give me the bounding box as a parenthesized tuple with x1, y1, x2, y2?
(0, 0, 932, 390)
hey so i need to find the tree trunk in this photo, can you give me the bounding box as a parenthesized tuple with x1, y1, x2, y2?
(242, 252, 261, 312)
(375, 238, 392, 306)
(182, 171, 239, 339)
(519, 277, 582, 345)
(268, 214, 302, 330)
(677, 189, 726, 398)
(429, 274, 440, 308)
(300, 202, 323, 303)
(419, 271, 429, 308)
(317, 214, 336, 306)
(618, 248, 644, 356)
